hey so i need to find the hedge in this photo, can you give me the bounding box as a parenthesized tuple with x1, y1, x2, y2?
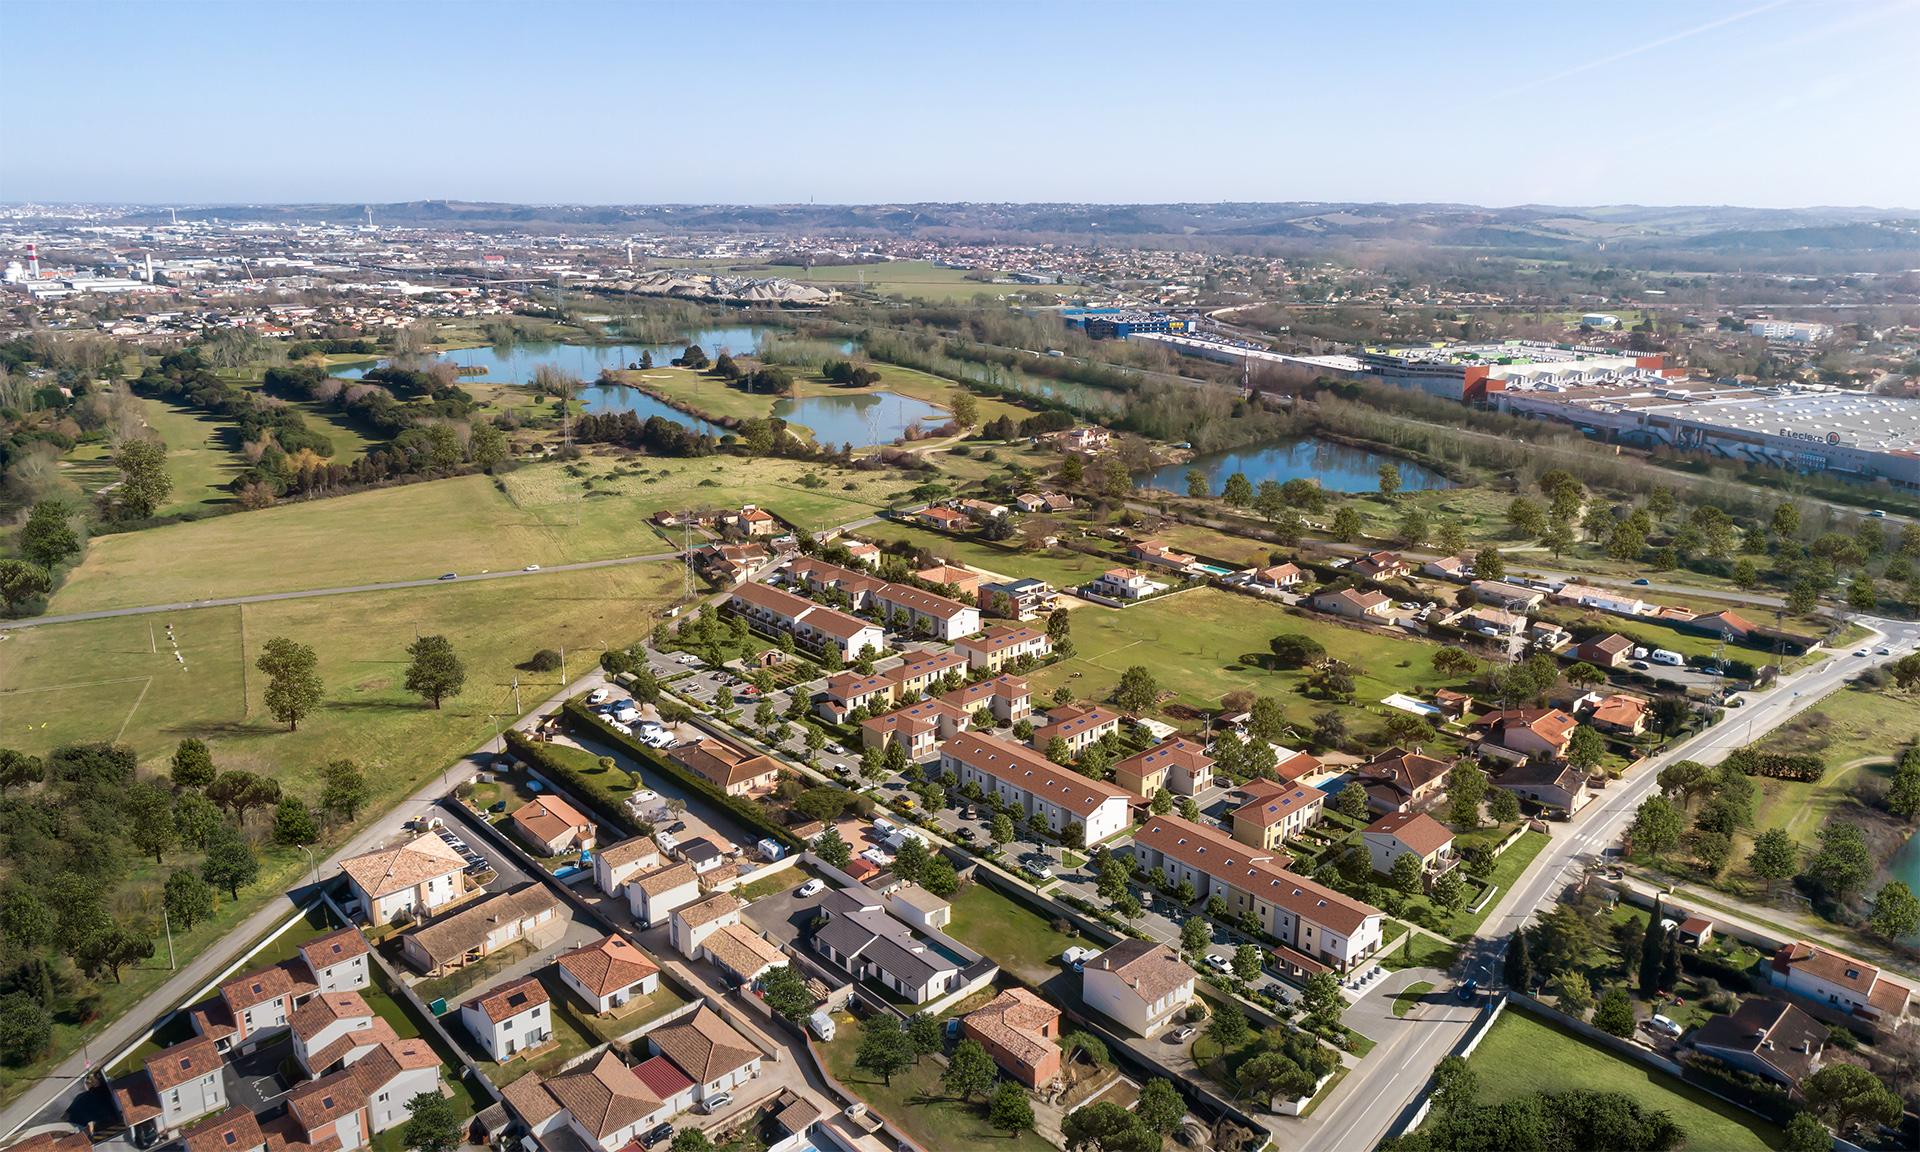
(1678, 949, 1761, 993)
(1678, 1053, 1797, 1125)
(561, 699, 805, 851)
(502, 729, 641, 840)
(1723, 747, 1826, 782)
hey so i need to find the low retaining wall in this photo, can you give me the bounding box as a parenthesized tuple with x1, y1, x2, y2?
(1395, 992, 1510, 1137)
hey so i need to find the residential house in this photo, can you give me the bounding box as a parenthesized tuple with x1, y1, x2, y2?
(1081, 941, 1195, 1037)
(1064, 427, 1111, 453)
(817, 671, 896, 722)
(696, 923, 788, 985)
(1529, 621, 1572, 650)
(740, 506, 778, 537)
(883, 649, 969, 696)
(956, 625, 1054, 672)
(941, 733, 1135, 844)
(886, 888, 952, 933)
(916, 564, 982, 600)
(1678, 918, 1716, 947)
(647, 1006, 764, 1103)
(1130, 540, 1197, 575)
(1556, 584, 1648, 617)
(874, 583, 981, 641)
(1689, 609, 1756, 640)
(1275, 748, 1326, 784)
(958, 499, 1009, 524)
(1088, 567, 1163, 600)
(917, 507, 970, 532)
(842, 540, 881, 568)
(1490, 760, 1593, 816)
(338, 835, 468, 925)
(1113, 739, 1214, 801)
(728, 582, 884, 661)
(1473, 709, 1580, 760)
(109, 1035, 228, 1144)
(940, 674, 1033, 725)
(1030, 705, 1121, 758)
(1361, 813, 1456, 882)
(1014, 493, 1050, 513)
(1588, 694, 1649, 736)
(15, 1132, 92, 1152)
(812, 888, 968, 1003)
(540, 1052, 673, 1152)
(631, 1056, 698, 1126)
(670, 893, 744, 959)
(1768, 942, 1914, 1025)
(977, 578, 1057, 619)
(1450, 606, 1527, 637)
(675, 838, 728, 875)
(690, 543, 769, 586)
(1253, 563, 1304, 590)
(670, 740, 781, 797)
(1353, 551, 1409, 579)
(962, 988, 1061, 1088)
(1573, 633, 1635, 668)
(1692, 999, 1826, 1092)
(862, 699, 968, 759)
(787, 558, 886, 610)
(1229, 778, 1326, 849)
(1355, 748, 1456, 813)
(592, 836, 663, 898)
(1041, 492, 1076, 513)
(511, 795, 596, 857)
(627, 862, 703, 927)
(289, 991, 397, 1077)
(460, 976, 551, 1062)
(186, 930, 372, 1055)
(556, 934, 662, 1015)
(400, 885, 563, 977)
(1310, 588, 1392, 620)
(1131, 814, 1384, 972)
(1422, 555, 1473, 581)
(1470, 580, 1545, 612)
(1433, 690, 1475, 722)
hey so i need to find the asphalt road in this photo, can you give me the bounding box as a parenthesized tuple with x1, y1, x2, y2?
(1, 551, 686, 630)
(1295, 614, 1916, 1152)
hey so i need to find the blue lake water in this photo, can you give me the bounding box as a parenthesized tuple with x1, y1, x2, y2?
(772, 392, 950, 449)
(574, 381, 720, 433)
(1137, 436, 1452, 495)
(1887, 829, 1920, 944)
(330, 327, 774, 384)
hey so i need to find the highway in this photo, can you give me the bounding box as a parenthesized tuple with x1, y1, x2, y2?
(1296, 613, 1917, 1152)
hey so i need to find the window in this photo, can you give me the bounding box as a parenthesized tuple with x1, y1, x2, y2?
(171, 1090, 180, 1106)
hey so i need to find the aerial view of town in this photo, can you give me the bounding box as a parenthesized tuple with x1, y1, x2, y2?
(0, 4, 1917, 1152)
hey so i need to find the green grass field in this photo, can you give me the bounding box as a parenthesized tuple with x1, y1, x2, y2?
(820, 1009, 1056, 1152)
(659, 258, 1078, 304)
(1022, 587, 1447, 724)
(1466, 1010, 1780, 1150)
(47, 457, 894, 613)
(945, 881, 1086, 985)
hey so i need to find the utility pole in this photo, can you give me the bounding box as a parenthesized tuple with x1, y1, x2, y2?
(560, 647, 567, 685)
(161, 908, 175, 970)
(513, 676, 522, 714)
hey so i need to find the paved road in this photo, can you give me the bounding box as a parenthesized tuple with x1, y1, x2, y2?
(1294, 614, 1915, 1152)
(0, 669, 610, 1144)
(2, 552, 687, 629)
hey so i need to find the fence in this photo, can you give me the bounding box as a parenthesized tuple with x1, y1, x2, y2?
(1395, 992, 1509, 1137)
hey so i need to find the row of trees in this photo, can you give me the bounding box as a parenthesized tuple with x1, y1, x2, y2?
(253, 633, 466, 731)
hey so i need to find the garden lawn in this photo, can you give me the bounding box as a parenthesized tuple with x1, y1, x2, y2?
(1449, 831, 1551, 939)
(1380, 931, 1462, 973)
(1022, 587, 1444, 721)
(1465, 1011, 1780, 1151)
(821, 1011, 1056, 1152)
(468, 970, 599, 1086)
(945, 882, 1086, 985)
(734, 864, 815, 904)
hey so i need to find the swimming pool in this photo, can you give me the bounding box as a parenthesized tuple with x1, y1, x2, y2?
(1195, 564, 1234, 578)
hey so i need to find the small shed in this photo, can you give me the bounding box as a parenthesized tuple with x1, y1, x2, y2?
(1678, 916, 1715, 947)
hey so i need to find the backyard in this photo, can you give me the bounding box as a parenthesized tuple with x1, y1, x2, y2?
(820, 1009, 1056, 1152)
(1464, 1010, 1781, 1151)
(945, 881, 1089, 985)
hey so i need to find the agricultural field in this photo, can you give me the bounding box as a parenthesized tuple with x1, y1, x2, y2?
(46, 457, 894, 613)
(5, 561, 682, 793)
(658, 258, 1078, 303)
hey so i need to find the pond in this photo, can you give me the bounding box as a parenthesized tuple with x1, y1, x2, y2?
(1136, 436, 1452, 495)
(330, 327, 773, 384)
(574, 380, 720, 434)
(771, 392, 951, 449)
(1886, 830, 1920, 945)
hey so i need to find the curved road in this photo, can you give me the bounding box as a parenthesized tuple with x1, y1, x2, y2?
(1297, 614, 1918, 1152)
(0, 551, 685, 630)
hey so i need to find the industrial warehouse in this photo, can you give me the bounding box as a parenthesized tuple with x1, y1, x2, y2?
(1492, 382, 1920, 487)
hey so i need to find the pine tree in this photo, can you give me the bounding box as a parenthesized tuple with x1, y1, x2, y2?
(1661, 933, 1682, 993)
(1639, 901, 1666, 997)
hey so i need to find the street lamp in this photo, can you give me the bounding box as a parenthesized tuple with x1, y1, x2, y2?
(161, 908, 176, 970)
(299, 844, 318, 889)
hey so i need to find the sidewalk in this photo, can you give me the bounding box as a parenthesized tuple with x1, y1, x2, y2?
(0, 668, 610, 1143)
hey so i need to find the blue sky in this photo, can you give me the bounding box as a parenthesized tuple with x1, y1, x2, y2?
(4, 0, 1915, 208)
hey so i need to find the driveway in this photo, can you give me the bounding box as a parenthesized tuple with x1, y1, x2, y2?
(223, 1037, 295, 1114)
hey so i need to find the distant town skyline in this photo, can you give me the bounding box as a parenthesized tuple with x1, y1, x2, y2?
(5, 0, 1915, 209)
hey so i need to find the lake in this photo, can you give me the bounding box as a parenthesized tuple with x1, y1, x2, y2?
(772, 392, 950, 449)
(1887, 831, 1920, 945)
(330, 327, 774, 384)
(1136, 436, 1452, 495)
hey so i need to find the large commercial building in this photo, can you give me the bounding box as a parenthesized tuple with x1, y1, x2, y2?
(1493, 380, 1920, 488)
(1357, 342, 1674, 403)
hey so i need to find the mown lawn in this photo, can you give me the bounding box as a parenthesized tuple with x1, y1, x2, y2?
(1465, 1011, 1780, 1150)
(820, 1010, 1057, 1152)
(945, 882, 1086, 985)
(1448, 831, 1551, 940)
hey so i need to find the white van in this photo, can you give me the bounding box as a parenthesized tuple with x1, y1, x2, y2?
(808, 1010, 836, 1041)
(1650, 649, 1685, 666)
(872, 817, 898, 838)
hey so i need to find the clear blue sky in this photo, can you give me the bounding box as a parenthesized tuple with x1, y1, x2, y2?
(5, 0, 1915, 208)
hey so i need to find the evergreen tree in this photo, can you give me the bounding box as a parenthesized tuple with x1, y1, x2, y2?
(1504, 928, 1531, 991)
(1639, 903, 1666, 997)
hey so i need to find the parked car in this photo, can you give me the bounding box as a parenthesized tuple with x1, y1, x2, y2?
(954, 827, 976, 842)
(1172, 1026, 1196, 1042)
(1061, 946, 1095, 970)
(1021, 862, 1053, 881)
(639, 1123, 674, 1148)
(587, 688, 610, 705)
(699, 1092, 733, 1115)
(1206, 954, 1232, 973)
(1456, 979, 1478, 1002)
(798, 879, 826, 898)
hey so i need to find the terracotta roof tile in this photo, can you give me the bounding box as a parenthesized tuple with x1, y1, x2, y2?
(963, 987, 1059, 1068)
(649, 1006, 760, 1083)
(339, 836, 466, 900)
(544, 1051, 661, 1140)
(463, 974, 548, 1024)
(557, 934, 663, 997)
